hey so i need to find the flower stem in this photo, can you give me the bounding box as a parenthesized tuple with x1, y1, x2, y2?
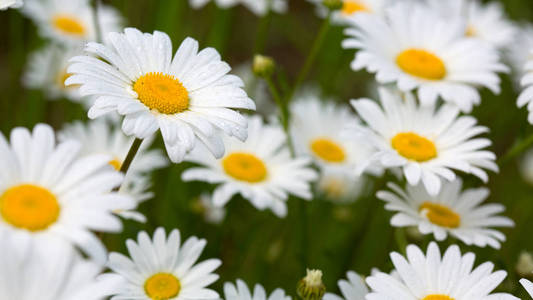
(120, 138, 143, 176)
(498, 133, 533, 166)
(253, 0, 273, 54)
(92, 0, 103, 43)
(265, 76, 295, 155)
(394, 228, 408, 255)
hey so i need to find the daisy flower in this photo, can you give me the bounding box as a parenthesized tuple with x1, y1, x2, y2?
(350, 87, 498, 195)
(521, 279, 533, 298)
(0, 232, 106, 300)
(317, 169, 367, 203)
(22, 0, 122, 45)
(0, 0, 22, 10)
(342, 1, 507, 112)
(517, 48, 533, 124)
(23, 44, 85, 102)
(290, 91, 378, 175)
(224, 279, 291, 300)
(98, 227, 221, 300)
(377, 179, 514, 248)
(307, 0, 386, 24)
(366, 242, 519, 300)
(191, 193, 227, 225)
(182, 115, 318, 217)
(323, 271, 368, 300)
(233, 62, 272, 116)
(0, 123, 135, 263)
(506, 24, 533, 87)
(425, 0, 516, 49)
(67, 28, 255, 163)
(189, 0, 287, 16)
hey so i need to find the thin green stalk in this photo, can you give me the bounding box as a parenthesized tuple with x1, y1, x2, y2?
(92, 0, 103, 43)
(299, 199, 309, 268)
(394, 228, 408, 255)
(265, 76, 294, 155)
(498, 133, 533, 166)
(253, 9, 273, 54)
(287, 10, 332, 102)
(119, 138, 143, 176)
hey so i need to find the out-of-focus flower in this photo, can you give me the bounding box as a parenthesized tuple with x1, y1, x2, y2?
(0, 0, 23, 10)
(378, 179, 514, 249)
(517, 48, 533, 124)
(191, 193, 227, 224)
(67, 28, 255, 163)
(505, 24, 533, 87)
(98, 228, 221, 300)
(0, 124, 134, 263)
(233, 62, 272, 116)
(182, 115, 318, 218)
(22, 0, 122, 44)
(307, 0, 387, 24)
(349, 87, 498, 195)
(343, 1, 507, 113)
(323, 271, 368, 300)
(317, 169, 366, 203)
(517, 252, 533, 278)
(189, 0, 287, 16)
(367, 242, 520, 300)
(224, 279, 291, 300)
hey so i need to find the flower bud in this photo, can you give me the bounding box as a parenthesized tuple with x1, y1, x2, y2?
(297, 269, 325, 300)
(253, 55, 275, 78)
(517, 251, 533, 278)
(322, 0, 343, 10)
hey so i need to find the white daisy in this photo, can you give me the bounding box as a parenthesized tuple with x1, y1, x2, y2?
(22, 0, 122, 45)
(23, 44, 85, 102)
(425, 0, 516, 49)
(366, 242, 519, 300)
(377, 179, 514, 248)
(0, 231, 106, 300)
(307, 0, 386, 24)
(290, 91, 378, 175)
(349, 87, 498, 195)
(505, 24, 533, 87)
(342, 1, 507, 112)
(191, 193, 227, 225)
(0, 0, 22, 10)
(67, 28, 255, 163)
(189, 0, 287, 16)
(224, 279, 291, 300)
(98, 227, 221, 300)
(323, 271, 368, 300)
(0, 123, 135, 263)
(521, 279, 533, 298)
(317, 168, 367, 203)
(517, 48, 533, 124)
(182, 115, 318, 217)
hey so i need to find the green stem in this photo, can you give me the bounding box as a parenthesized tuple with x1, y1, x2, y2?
(498, 133, 533, 166)
(287, 11, 332, 102)
(253, 8, 273, 54)
(92, 0, 103, 43)
(394, 228, 408, 255)
(120, 138, 143, 176)
(265, 76, 294, 155)
(299, 199, 309, 268)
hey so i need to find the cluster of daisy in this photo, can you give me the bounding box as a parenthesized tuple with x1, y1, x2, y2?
(2, 0, 533, 299)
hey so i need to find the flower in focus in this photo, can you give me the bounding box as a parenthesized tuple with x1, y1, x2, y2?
(98, 227, 221, 300)
(367, 242, 519, 300)
(0, 124, 135, 263)
(189, 0, 287, 16)
(224, 279, 291, 300)
(350, 87, 498, 195)
(182, 115, 318, 217)
(191, 193, 227, 225)
(307, 0, 386, 24)
(22, 0, 122, 44)
(0, 0, 23, 10)
(23, 44, 85, 102)
(424, 0, 516, 49)
(323, 271, 368, 300)
(342, 1, 507, 112)
(0, 231, 105, 300)
(377, 179, 514, 248)
(67, 28, 255, 163)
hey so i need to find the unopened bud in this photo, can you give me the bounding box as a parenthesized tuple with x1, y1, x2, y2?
(517, 252, 533, 278)
(297, 269, 325, 300)
(322, 0, 343, 10)
(253, 55, 275, 78)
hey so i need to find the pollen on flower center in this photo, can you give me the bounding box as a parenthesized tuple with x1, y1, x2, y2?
(0, 184, 60, 231)
(310, 138, 346, 163)
(222, 152, 268, 183)
(391, 132, 437, 162)
(342, 0, 369, 15)
(419, 202, 461, 228)
(52, 15, 86, 36)
(144, 273, 181, 299)
(396, 49, 446, 80)
(422, 294, 455, 300)
(133, 72, 189, 115)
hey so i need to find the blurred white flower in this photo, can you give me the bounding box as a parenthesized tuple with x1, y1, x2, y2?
(317, 168, 367, 203)
(233, 62, 272, 116)
(505, 24, 533, 87)
(307, 0, 387, 24)
(224, 279, 291, 300)
(323, 271, 368, 300)
(0, 0, 23, 10)
(189, 0, 287, 16)
(192, 193, 227, 224)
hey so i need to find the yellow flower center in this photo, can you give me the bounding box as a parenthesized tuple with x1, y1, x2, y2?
(52, 15, 86, 36)
(422, 295, 455, 300)
(0, 184, 60, 231)
(391, 132, 437, 162)
(109, 159, 122, 171)
(465, 25, 476, 37)
(222, 152, 268, 183)
(310, 138, 346, 163)
(342, 0, 369, 15)
(133, 72, 189, 115)
(419, 202, 461, 228)
(396, 49, 446, 80)
(145, 273, 181, 300)
(321, 178, 346, 198)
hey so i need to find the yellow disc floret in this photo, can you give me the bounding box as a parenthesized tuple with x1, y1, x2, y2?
(1, 184, 60, 231)
(133, 72, 189, 114)
(396, 49, 447, 80)
(310, 138, 346, 163)
(109, 159, 122, 171)
(222, 152, 268, 183)
(419, 202, 461, 228)
(422, 295, 455, 300)
(52, 15, 86, 36)
(391, 132, 437, 162)
(342, 0, 369, 15)
(145, 273, 181, 300)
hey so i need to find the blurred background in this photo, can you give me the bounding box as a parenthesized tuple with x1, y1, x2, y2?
(2, 0, 533, 298)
